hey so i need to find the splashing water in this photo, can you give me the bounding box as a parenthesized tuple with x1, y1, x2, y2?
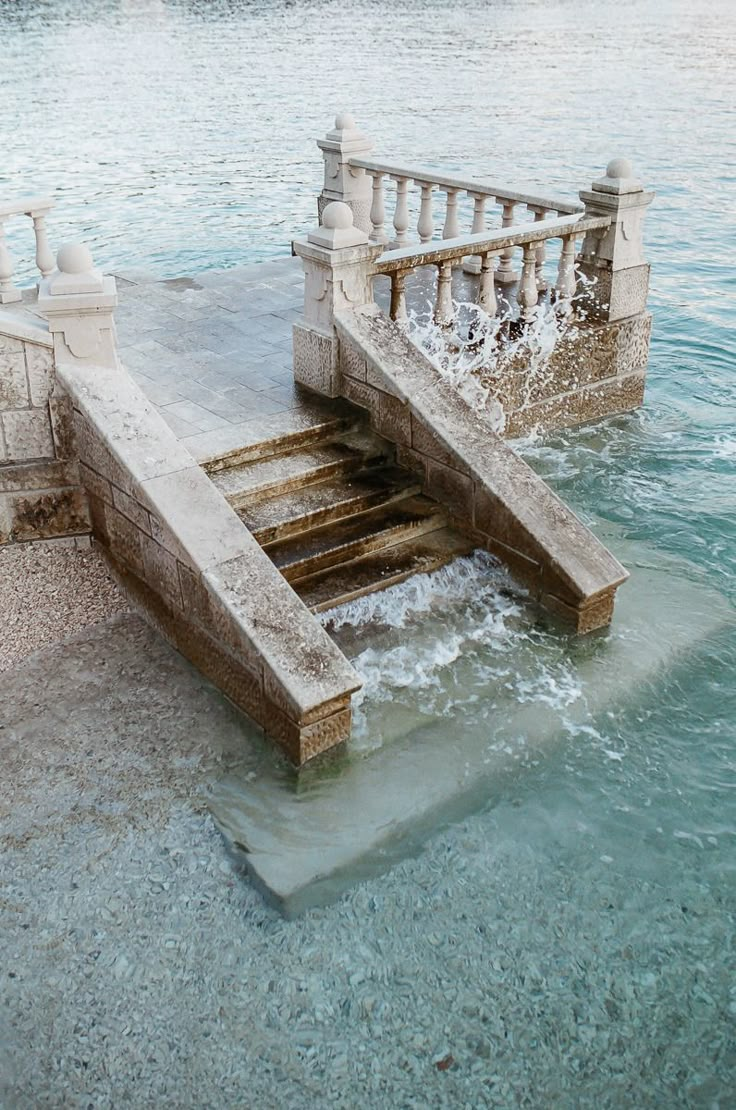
(401, 271, 598, 432)
(320, 552, 589, 752)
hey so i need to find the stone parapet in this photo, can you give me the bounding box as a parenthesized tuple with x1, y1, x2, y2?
(57, 357, 361, 765)
(334, 307, 629, 632)
(482, 312, 652, 436)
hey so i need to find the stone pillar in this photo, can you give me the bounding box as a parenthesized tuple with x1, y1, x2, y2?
(576, 159, 655, 323)
(317, 113, 374, 235)
(37, 243, 118, 369)
(292, 202, 382, 397)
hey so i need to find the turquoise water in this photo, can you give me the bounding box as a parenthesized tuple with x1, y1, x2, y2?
(2, 0, 736, 1105)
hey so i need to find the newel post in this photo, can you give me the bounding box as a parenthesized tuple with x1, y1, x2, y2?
(37, 243, 118, 370)
(292, 202, 381, 397)
(576, 158, 655, 323)
(317, 112, 374, 235)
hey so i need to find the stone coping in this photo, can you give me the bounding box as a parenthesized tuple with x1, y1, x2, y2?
(0, 308, 52, 348)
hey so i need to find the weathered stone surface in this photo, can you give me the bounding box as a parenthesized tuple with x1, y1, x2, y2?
(339, 373, 378, 412)
(111, 485, 151, 534)
(25, 342, 54, 406)
(0, 486, 90, 543)
(576, 262, 650, 323)
(140, 465, 247, 572)
(205, 550, 362, 722)
(0, 458, 80, 494)
(426, 459, 474, 521)
(504, 370, 647, 438)
(292, 323, 338, 397)
(376, 391, 411, 446)
(1, 409, 54, 461)
(484, 313, 652, 419)
(57, 361, 194, 486)
(140, 533, 184, 612)
(48, 390, 77, 460)
(59, 351, 362, 764)
(0, 339, 28, 409)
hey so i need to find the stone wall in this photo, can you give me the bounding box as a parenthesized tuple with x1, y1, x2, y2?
(335, 307, 629, 632)
(0, 317, 89, 545)
(483, 311, 652, 438)
(56, 358, 361, 765)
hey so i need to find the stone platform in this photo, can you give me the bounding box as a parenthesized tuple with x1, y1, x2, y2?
(112, 258, 306, 448)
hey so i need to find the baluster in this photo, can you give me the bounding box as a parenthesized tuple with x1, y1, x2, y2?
(0, 221, 21, 304)
(495, 200, 519, 284)
(529, 207, 548, 290)
(392, 176, 410, 247)
(463, 192, 487, 275)
(477, 252, 498, 317)
(517, 243, 540, 323)
(31, 212, 55, 279)
(368, 172, 388, 244)
(417, 182, 435, 243)
(390, 269, 409, 322)
(434, 260, 454, 327)
(555, 233, 577, 305)
(442, 189, 460, 239)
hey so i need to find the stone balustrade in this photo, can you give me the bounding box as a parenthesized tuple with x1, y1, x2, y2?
(370, 211, 610, 327)
(316, 113, 581, 287)
(0, 196, 56, 304)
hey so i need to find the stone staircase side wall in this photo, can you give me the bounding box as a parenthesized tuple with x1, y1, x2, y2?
(0, 316, 90, 545)
(55, 359, 361, 765)
(335, 307, 629, 632)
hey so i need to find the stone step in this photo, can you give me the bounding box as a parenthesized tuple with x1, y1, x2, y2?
(291, 526, 475, 613)
(241, 466, 422, 546)
(270, 495, 450, 582)
(210, 431, 391, 509)
(192, 402, 357, 473)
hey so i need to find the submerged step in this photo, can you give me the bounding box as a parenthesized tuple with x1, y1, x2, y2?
(269, 495, 449, 581)
(241, 466, 421, 546)
(209, 530, 733, 916)
(291, 526, 474, 613)
(210, 432, 391, 509)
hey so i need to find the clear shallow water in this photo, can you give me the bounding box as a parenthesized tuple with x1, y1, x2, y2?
(3, 0, 736, 1104)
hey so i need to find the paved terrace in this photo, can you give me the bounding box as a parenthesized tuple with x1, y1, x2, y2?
(112, 258, 307, 452)
(111, 258, 483, 452)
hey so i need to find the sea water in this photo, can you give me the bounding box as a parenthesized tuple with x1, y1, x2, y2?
(2, 0, 735, 1104)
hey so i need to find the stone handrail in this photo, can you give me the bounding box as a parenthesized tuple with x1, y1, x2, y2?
(371, 211, 612, 324)
(0, 195, 55, 304)
(349, 156, 582, 245)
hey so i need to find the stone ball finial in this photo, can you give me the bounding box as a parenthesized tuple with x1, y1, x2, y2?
(334, 111, 356, 131)
(57, 242, 94, 275)
(606, 157, 633, 180)
(321, 201, 354, 230)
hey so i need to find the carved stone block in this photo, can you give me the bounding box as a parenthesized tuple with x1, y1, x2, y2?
(293, 323, 338, 397)
(576, 263, 650, 323)
(1, 408, 54, 461)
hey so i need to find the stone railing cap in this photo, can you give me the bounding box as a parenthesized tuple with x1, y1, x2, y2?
(592, 158, 643, 196)
(308, 202, 370, 249)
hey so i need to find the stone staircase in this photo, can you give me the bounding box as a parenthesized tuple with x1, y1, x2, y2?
(204, 407, 474, 614)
